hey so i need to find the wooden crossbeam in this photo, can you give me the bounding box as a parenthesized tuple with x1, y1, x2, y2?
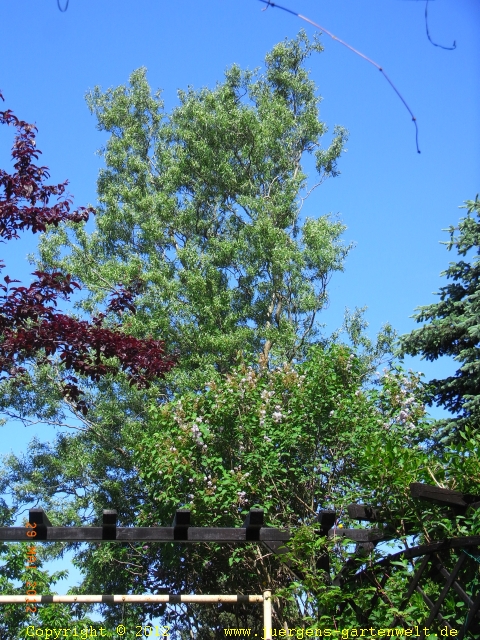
(328, 527, 385, 543)
(347, 504, 380, 522)
(317, 509, 336, 535)
(242, 508, 264, 541)
(0, 508, 290, 543)
(409, 482, 480, 509)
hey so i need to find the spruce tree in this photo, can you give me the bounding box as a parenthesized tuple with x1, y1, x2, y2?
(398, 195, 480, 442)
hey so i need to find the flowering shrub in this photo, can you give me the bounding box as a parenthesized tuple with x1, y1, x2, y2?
(136, 344, 380, 526)
(131, 343, 439, 632)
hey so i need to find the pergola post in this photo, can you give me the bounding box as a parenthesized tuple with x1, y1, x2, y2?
(263, 590, 272, 640)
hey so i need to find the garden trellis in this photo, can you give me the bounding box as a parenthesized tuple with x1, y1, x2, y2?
(0, 483, 479, 636)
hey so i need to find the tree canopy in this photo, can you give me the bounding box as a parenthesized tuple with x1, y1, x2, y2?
(0, 31, 358, 633)
(398, 195, 480, 442)
(2, 32, 476, 637)
(35, 30, 349, 393)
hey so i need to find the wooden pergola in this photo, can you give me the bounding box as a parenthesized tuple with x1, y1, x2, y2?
(1, 483, 479, 637)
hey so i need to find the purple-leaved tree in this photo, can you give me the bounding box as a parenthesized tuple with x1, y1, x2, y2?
(0, 92, 177, 413)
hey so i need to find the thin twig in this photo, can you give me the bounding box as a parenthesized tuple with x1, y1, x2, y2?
(1, 411, 86, 432)
(258, 0, 421, 154)
(425, 0, 456, 51)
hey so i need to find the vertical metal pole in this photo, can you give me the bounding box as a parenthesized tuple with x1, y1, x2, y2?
(263, 590, 272, 640)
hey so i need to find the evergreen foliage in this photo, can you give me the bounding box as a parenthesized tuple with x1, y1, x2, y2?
(398, 196, 480, 442)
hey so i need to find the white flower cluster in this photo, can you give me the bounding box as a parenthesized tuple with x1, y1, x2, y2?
(237, 490, 248, 506)
(191, 416, 209, 450)
(260, 389, 275, 401)
(296, 373, 306, 388)
(272, 405, 284, 423)
(345, 353, 356, 371)
(203, 474, 216, 491)
(378, 368, 427, 433)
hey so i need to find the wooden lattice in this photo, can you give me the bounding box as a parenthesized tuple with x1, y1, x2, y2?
(0, 481, 478, 633)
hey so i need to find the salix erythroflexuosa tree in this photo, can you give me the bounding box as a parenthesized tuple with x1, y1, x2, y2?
(35, 30, 350, 392)
(0, 32, 415, 634)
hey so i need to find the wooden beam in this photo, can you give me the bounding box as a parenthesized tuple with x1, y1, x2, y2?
(102, 510, 117, 541)
(347, 504, 381, 522)
(243, 508, 264, 541)
(410, 483, 470, 508)
(317, 510, 336, 535)
(172, 509, 190, 541)
(0, 525, 291, 543)
(328, 528, 385, 543)
(29, 508, 52, 541)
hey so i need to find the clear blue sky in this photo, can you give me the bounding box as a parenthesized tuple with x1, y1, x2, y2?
(0, 0, 479, 613)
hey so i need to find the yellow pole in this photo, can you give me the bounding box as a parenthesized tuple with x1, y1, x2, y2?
(263, 590, 272, 640)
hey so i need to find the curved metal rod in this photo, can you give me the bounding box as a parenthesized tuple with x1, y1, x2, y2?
(425, 0, 456, 50)
(258, 0, 421, 154)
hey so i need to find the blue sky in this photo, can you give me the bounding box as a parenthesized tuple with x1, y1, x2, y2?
(0, 0, 479, 619)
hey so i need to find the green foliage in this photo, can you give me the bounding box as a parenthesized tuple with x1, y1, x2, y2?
(398, 195, 480, 442)
(0, 30, 354, 633)
(0, 534, 99, 636)
(1, 27, 477, 635)
(35, 30, 350, 393)
(127, 343, 436, 634)
(136, 344, 382, 525)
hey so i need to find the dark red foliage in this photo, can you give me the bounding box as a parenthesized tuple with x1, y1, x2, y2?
(0, 92, 176, 411)
(0, 95, 94, 239)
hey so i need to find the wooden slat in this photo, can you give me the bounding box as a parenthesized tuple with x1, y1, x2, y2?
(459, 588, 480, 640)
(317, 510, 336, 535)
(243, 509, 264, 541)
(102, 510, 117, 540)
(262, 540, 292, 566)
(328, 528, 385, 543)
(347, 504, 380, 521)
(116, 527, 174, 541)
(172, 510, 190, 541)
(432, 555, 474, 608)
(410, 483, 467, 508)
(29, 508, 52, 527)
(188, 527, 246, 542)
(399, 555, 431, 613)
(260, 528, 290, 542)
(416, 586, 454, 638)
(0, 525, 291, 543)
(0, 527, 29, 541)
(424, 552, 467, 627)
(45, 527, 104, 541)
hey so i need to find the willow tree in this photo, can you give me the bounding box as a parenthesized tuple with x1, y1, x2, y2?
(36, 30, 349, 393)
(1, 31, 378, 632)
